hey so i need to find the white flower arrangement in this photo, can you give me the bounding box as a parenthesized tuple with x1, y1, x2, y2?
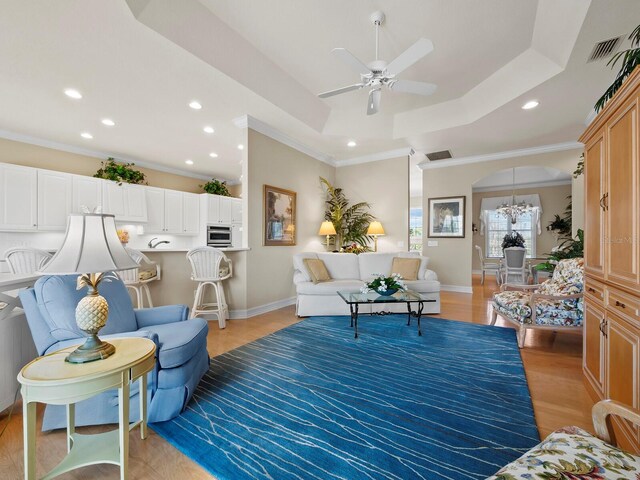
(361, 273, 407, 294)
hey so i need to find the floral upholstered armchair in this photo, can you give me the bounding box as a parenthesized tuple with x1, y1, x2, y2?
(488, 399, 640, 479)
(491, 258, 584, 348)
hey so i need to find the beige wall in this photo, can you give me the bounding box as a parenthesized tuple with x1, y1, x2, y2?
(335, 157, 409, 252)
(471, 184, 572, 271)
(423, 148, 584, 289)
(0, 136, 240, 195)
(245, 129, 335, 309)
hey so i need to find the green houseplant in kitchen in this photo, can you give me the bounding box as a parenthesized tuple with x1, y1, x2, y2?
(201, 178, 231, 197)
(362, 273, 407, 296)
(94, 158, 147, 185)
(319, 177, 374, 250)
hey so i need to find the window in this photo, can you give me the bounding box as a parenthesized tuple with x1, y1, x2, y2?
(409, 207, 422, 253)
(485, 210, 536, 258)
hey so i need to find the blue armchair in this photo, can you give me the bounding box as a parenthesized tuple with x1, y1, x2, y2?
(19, 274, 210, 431)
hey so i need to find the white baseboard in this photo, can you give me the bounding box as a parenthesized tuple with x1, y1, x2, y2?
(230, 296, 296, 319)
(440, 285, 473, 294)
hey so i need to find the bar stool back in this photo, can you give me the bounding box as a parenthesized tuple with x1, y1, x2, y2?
(187, 246, 232, 329)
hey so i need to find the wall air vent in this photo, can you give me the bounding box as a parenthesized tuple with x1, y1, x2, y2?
(587, 36, 622, 62)
(426, 150, 453, 161)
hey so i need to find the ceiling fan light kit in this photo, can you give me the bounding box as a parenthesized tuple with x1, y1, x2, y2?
(318, 11, 437, 115)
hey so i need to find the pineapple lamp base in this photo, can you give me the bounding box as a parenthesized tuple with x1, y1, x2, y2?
(66, 335, 115, 364)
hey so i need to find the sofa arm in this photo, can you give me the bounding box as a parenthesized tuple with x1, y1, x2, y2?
(45, 330, 160, 355)
(422, 269, 438, 281)
(293, 271, 308, 285)
(135, 305, 190, 328)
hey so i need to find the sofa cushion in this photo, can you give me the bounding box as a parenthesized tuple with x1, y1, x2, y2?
(391, 257, 420, 280)
(293, 252, 319, 282)
(317, 253, 360, 279)
(395, 252, 429, 279)
(403, 279, 440, 294)
(358, 252, 396, 281)
(140, 317, 208, 369)
(296, 280, 364, 295)
(35, 274, 138, 341)
(303, 258, 332, 283)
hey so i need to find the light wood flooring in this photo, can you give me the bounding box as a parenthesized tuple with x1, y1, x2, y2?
(0, 275, 593, 479)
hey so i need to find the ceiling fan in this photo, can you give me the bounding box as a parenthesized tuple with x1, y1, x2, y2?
(318, 11, 437, 115)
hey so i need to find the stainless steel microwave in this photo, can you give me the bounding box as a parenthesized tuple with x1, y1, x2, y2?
(207, 225, 232, 248)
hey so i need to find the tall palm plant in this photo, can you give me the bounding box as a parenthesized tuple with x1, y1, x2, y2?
(319, 177, 374, 249)
(595, 24, 640, 113)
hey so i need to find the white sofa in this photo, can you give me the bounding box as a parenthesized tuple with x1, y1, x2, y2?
(293, 252, 440, 317)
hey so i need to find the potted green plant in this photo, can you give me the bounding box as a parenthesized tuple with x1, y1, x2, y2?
(535, 229, 584, 273)
(362, 273, 406, 296)
(94, 158, 147, 185)
(200, 179, 231, 196)
(319, 177, 374, 250)
(501, 231, 525, 250)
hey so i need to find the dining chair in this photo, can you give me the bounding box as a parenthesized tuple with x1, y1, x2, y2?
(474, 245, 501, 285)
(500, 247, 528, 285)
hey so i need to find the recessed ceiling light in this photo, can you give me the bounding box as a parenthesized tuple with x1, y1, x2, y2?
(185, 159, 194, 165)
(101, 118, 115, 127)
(189, 101, 202, 110)
(347, 140, 357, 147)
(203, 126, 214, 134)
(64, 88, 82, 99)
(237, 144, 244, 150)
(209, 152, 219, 158)
(522, 100, 539, 110)
(80, 132, 93, 139)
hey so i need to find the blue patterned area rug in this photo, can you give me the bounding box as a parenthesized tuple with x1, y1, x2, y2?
(151, 315, 539, 480)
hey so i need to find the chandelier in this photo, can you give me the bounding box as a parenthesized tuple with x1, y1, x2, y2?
(496, 168, 533, 224)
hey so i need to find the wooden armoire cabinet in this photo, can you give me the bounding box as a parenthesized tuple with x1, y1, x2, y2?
(581, 66, 640, 453)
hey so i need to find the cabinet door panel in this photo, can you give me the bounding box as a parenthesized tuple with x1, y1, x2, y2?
(182, 193, 200, 235)
(219, 197, 232, 224)
(584, 299, 605, 397)
(164, 190, 183, 233)
(37, 170, 72, 231)
(207, 195, 220, 224)
(584, 133, 605, 278)
(145, 187, 165, 233)
(607, 312, 639, 448)
(102, 182, 126, 217)
(0, 164, 37, 231)
(606, 100, 639, 291)
(231, 198, 242, 224)
(124, 185, 147, 222)
(72, 176, 102, 214)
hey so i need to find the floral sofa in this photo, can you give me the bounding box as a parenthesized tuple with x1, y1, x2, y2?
(488, 400, 640, 479)
(491, 258, 584, 347)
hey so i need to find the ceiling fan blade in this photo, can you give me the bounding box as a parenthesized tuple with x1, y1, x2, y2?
(386, 38, 433, 76)
(332, 48, 371, 76)
(367, 89, 381, 116)
(318, 83, 365, 98)
(389, 80, 437, 96)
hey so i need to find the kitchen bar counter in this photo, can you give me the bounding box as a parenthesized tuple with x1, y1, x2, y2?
(137, 247, 250, 253)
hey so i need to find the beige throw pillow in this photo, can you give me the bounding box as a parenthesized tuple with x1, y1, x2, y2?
(391, 257, 420, 281)
(303, 258, 332, 284)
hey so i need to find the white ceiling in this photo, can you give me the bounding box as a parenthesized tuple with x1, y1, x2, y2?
(472, 166, 572, 191)
(0, 1, 638, 187)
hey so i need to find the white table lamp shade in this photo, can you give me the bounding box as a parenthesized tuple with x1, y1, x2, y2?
(367, 221, 385, 236)
(318, 221, 336, 236)
(40, 214, 137, 274)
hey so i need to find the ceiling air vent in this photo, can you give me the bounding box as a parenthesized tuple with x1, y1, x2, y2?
(426, 150, 452, 161)
(587, 36, 622, 62)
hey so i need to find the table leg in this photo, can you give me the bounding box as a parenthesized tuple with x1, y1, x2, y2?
(406, 302, 412, 326)
(354, 303, 359, 339)
(349, 304, 354, 328)
(139, 373, 148, 440)
(23, 398, 36, 480)
(66, 403, 75, 452)
(118, 373, 130, 480)
(417, 301, 424, 336)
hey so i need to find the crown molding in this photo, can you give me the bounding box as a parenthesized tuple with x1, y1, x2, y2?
(233, 115, 335, 166)
(0, 128, 234, 182)
(472, 178, 572, 193)
(584, 108, 597, 126)
(418, 141, 583, 170)
(334, 147, 412, 167)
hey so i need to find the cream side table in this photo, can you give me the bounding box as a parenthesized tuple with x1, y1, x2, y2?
(18, 337, 156, 480)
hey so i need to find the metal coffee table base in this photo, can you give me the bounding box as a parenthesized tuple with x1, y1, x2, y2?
(349, 300, 426, 338)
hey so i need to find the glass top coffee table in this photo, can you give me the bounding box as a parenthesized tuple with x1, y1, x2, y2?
(337, 290, 434, 338)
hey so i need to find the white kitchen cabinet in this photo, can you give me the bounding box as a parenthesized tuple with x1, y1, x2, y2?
(206, 195, 220, 224)
(231, 198, 242, 224)
(0, 164, 37, 231)
(231, 223, 243, 248)
(182, 193, 200, 235)
(144, 187, 165, 233)
(102, 182, 147, 222)
(219, 197, 233, 224)
(164, 190, 183, 233)
(37, 170, 72, 231)
(72, 175, 102, 213)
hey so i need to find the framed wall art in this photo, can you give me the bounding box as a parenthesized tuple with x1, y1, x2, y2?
(264, 184, 296, 246)
(427, 196, 465, 238)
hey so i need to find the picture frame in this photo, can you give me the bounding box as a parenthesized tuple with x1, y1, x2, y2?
(427, 196, 466, 238)
(263, 184, 296, 246)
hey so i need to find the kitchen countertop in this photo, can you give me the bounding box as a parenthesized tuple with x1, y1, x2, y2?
(139, 247, 250, 253)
